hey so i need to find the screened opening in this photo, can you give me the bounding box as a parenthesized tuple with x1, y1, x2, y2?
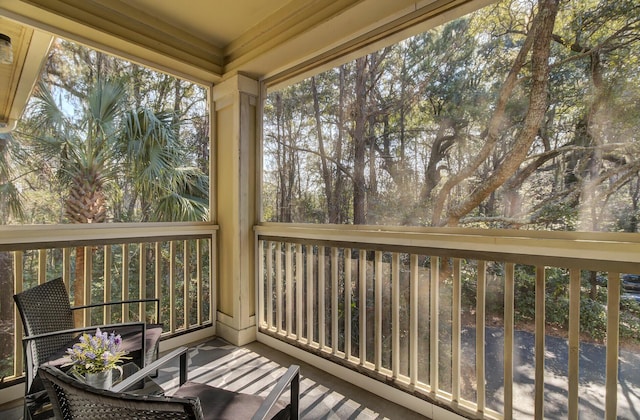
(262, 0, 640, 233)
(1, 38, 210, 225)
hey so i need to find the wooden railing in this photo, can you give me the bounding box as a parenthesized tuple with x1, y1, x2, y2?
(0, 222, 217, 385)
(255, 223, 640, 420)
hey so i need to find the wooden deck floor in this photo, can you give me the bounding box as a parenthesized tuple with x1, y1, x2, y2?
(169, 337, 429, 419)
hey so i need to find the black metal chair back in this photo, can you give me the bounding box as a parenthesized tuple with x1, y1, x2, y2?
(39, 364, 202, 420)
(13, 278, 74, 391)
(14, 277, 163, 419)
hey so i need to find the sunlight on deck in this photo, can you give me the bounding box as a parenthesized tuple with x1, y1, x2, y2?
(178, 338, 428, 419)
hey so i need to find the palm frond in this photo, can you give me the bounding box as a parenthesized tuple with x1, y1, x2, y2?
(88, 80, 126, 131)
(26, 81, 68, 135)
(0, 182, 25, 221)
(153, 192, 209, 222)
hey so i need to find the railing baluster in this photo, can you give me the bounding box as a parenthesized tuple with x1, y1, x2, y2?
(332, 247, 339, 355)
(122, 243, 130, 324)
(266, 241, 273, 330)
(258, 240, 265, 328)
(375, 251, 382, 371)
(605, 271, 620, 420)
(430, 256, 439, 393)
(140, 243, 147, 323)
(286, 242, 293, 336)
(306, 245, 313, 344)
(535, 266, 546, 418)
(568, 268, 581, 420)
(196, 239, 203, 326)
(63, 248, 71, 291)
(410, 253, 418, 386)
(345, 248, 352, 360)
(104, 245, 112, 323)
(84, 245, 93, 326)
(169, 241, 176, 333)
(276, 241, 283, 334)
(296, 244, 303, 341)
(392, 252, 400, 379)
(183, 240, 190, 329)
(13, 251, 24, 378)
(477, 260, 486, 414)
(38, 249, 46, 285)
(359, 249, 366, 366)
(318, 246, 326, 350)
(452, 258, 461, 403)
(504, 263, 515, 419)
(154, 242, 162, 326)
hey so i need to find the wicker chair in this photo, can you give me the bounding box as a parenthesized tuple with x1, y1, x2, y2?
(38, 347, 300, 420)
(13, 277, 163, 420)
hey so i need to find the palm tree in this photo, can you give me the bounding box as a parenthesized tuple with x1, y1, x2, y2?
(21, 78, 208, 322)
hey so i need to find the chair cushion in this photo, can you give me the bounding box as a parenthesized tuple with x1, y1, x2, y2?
(174, 382, 290, 420)
(117, 323, 163, 365)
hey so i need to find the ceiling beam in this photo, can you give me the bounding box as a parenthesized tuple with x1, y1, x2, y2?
(0, 0, 223, 84)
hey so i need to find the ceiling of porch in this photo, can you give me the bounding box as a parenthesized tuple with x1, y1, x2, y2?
(0, 0, 488, 84)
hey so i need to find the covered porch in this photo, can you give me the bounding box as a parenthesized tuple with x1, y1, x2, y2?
(0, 223, 638, 418)
(0, 0, 638, 419)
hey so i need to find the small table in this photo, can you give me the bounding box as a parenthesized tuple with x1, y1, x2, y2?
(114, 362, 164, 396)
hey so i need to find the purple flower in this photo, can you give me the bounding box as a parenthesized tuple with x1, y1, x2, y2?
(64, 328, 129, 375)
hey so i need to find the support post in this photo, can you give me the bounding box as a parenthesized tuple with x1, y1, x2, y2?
(212, 75, 259, 345)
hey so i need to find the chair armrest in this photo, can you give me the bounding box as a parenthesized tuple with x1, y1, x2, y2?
(252, 365, 300, 420)
(72, 298, 160, 323)
(112, 346, 189, 393)
(22, 321, 146, 343)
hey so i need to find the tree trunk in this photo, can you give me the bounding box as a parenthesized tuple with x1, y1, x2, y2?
(335, 67, 346, 223)
(312, 77, 336, 223)
(443, 0, 560, 227)
(353, 57, 368, 225)
(422, 117, 460, 202)
(431, 0, 552, 226)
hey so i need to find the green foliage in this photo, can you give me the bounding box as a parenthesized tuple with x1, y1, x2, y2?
(460, 265, 638, 345)
(7, 39, 209, 225)
(579, 298, 607, 341)
(620, 299, 640, 340)
(514, 269, 537, 324)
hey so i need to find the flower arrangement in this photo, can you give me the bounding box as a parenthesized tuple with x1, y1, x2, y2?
(66, 328, 129, 376)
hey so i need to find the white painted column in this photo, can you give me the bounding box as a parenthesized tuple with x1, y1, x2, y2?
(212, 74, 259, 345)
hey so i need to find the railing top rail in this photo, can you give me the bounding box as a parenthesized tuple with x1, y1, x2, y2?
(255, 223, 640, 272)
(0, 222, 219, 251)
